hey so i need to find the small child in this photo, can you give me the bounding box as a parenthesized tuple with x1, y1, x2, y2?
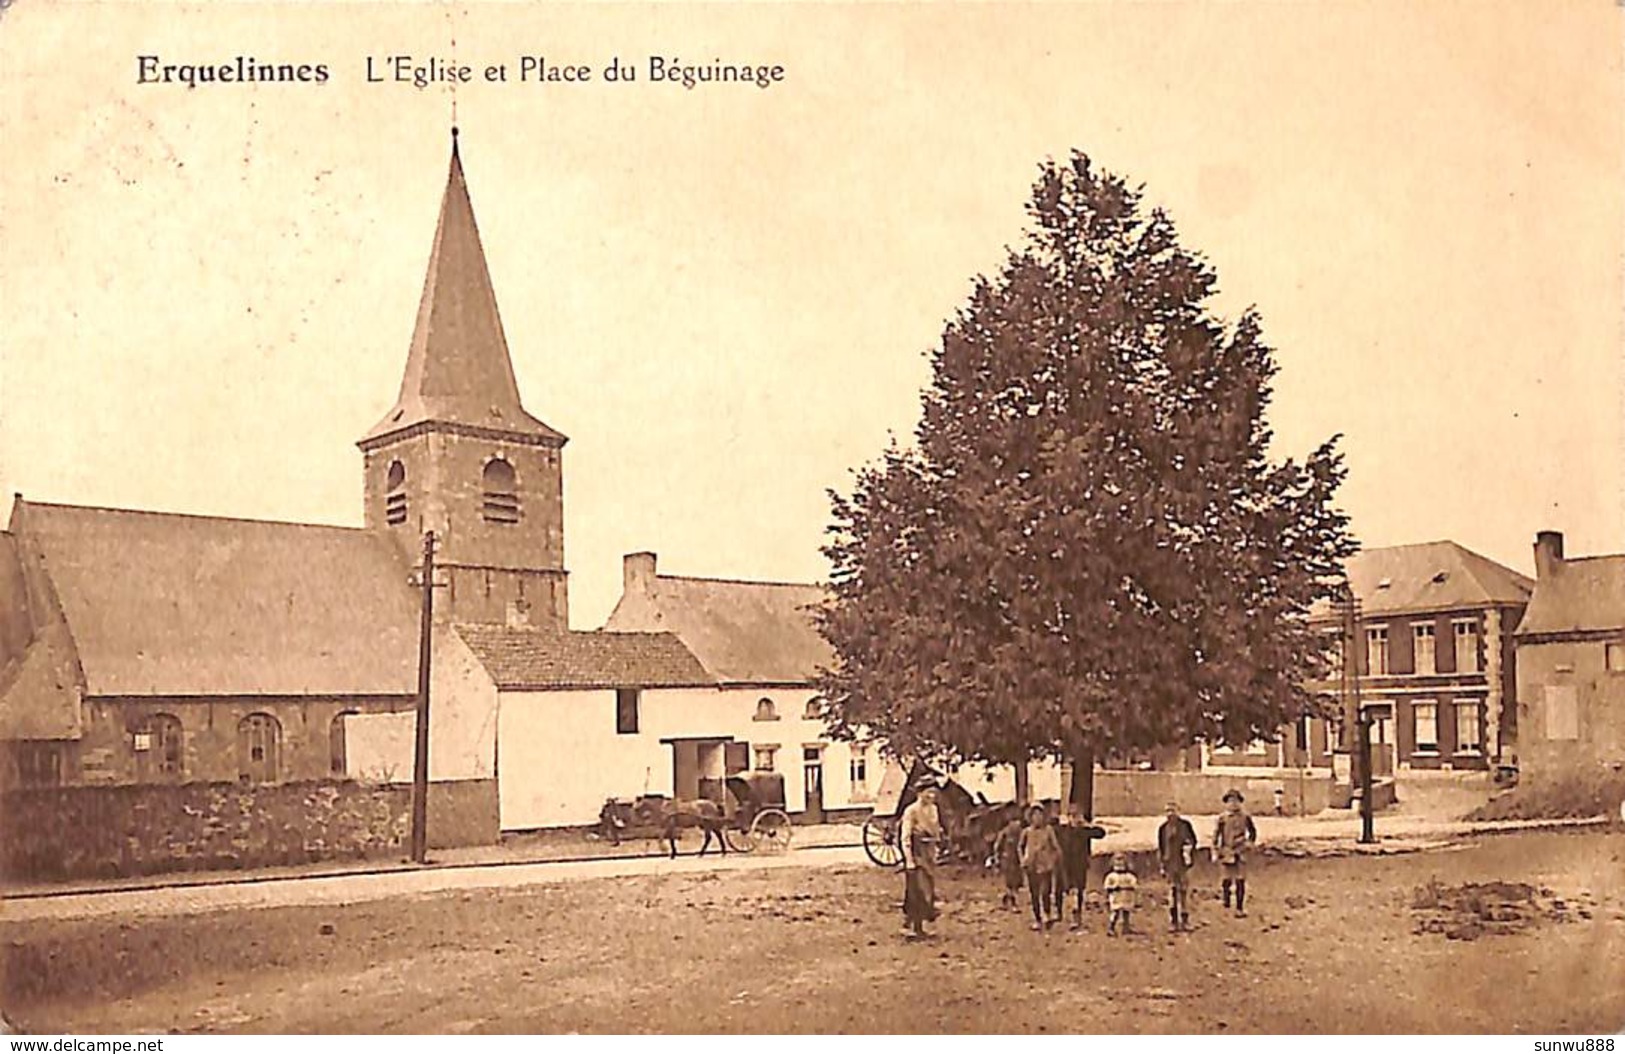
(1103, 852, 1139, 936)
(991, 813, 1025, 909)
(1018, 804, 1062, 931)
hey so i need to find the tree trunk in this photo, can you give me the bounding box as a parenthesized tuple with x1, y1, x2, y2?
(1067, 743, 1096, 820)
(1013, 760, 1031, 806)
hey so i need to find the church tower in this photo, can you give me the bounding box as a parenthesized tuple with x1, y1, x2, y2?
(358, 130, 568, 629)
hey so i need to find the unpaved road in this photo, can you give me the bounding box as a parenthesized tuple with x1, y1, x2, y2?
(3, 831, 1622, 1034)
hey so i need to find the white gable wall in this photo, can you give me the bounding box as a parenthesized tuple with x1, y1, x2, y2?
(496, 684, 873, 830)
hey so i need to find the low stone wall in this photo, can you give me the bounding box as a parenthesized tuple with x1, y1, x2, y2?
(0, 779, 411, 882)
(1089, 770, 1336, 816)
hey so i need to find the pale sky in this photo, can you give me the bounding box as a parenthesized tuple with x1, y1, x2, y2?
(2, 1, 1621, 629)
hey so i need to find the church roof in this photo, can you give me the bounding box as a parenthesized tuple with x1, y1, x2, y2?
(456, 625, 715, 691)
(604, 561, 833, 685)
(8, 500, 422, 698)
(361, 133, 565, 448)
(1309, 540, 1533, 620)
(1517, 552, 1625, 637)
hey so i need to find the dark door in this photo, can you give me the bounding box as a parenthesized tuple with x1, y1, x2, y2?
(802, 746, 824, 822)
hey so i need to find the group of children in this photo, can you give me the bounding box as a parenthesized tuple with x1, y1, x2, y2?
(990, 789, 1258, 936)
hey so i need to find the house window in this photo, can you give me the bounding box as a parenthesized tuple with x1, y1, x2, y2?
(237, 712, 281, 784)
(1607, 641, 1625, 673)
(15, 742, 64, 787)
(1454, 620, 1479, 674)
(1413, 624, 1436, 675)
(803, 697, 824, 720)
(849, 747, 868, 788)
(1328, 718, 1343, 752)
(136, 713, 184, 781)
(1367, 627, 1389, 675)
(330, 710, 359, 776)
(755, 744, 779, 772)
(1455, 702, 1482, 754)
(753, 697, 779, 722)
(1412, 701, 1438, 753)
(385, 460, 407, 526)
(615, 689, 641, 735)
(481, 459, 521, 524)
(1544, 685, 1579, 740)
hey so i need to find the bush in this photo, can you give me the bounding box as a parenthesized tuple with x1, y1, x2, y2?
(1467, 766, 1625, 822)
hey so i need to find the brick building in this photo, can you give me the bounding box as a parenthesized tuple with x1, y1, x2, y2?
(1306, 541, 1532, 776)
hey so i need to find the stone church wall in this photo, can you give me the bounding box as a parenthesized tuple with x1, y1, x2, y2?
(0, 779, 411, 882)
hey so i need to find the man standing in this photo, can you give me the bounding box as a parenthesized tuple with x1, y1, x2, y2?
(1213, 789, 1258, 917)
(1156, 800, 1198, 931)
(900, 783, 943, 938)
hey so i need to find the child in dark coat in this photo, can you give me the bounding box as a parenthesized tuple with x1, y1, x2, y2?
(1054, 811, 1109, 930)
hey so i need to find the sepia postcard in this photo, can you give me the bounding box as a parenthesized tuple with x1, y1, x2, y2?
(0, 0, 1621, 1039)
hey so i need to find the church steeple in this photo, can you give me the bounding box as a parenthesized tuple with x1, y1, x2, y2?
(361, 129, 565, 447)
(358, 130, 570, 630)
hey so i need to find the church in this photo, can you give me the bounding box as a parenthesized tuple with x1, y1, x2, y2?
(0, 132, 868, 879)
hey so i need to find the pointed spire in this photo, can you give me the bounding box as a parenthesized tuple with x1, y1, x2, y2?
(362, 130, 564, 447)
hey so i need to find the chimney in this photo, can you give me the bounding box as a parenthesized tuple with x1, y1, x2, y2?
(505, 598, 532, 630)
(624, 552, 657, 595)
(1533, 531, 1565, 580)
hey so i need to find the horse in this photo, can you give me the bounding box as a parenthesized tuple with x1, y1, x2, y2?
(651, 797, 731, 858)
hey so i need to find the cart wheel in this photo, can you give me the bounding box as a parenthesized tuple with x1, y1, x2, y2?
(862, 816, 903, 869)
(749, 809, 793, 854)
(723, 824, 752, 854)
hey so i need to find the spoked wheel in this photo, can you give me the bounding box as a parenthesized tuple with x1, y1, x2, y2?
(722, 823, 752, 854)
(749, 809, 794, 854)
(862, 816, 903, 869)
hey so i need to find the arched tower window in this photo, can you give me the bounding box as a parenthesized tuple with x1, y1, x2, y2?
(385, 460, 408, 526)
(136, 713, 184, 782)
(481, 458, 520, 524)
(238, 712, 282, 784)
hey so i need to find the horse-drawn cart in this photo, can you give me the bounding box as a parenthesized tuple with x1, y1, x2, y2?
(860, 759, 1019, 869)
(596, 771, 794, 857)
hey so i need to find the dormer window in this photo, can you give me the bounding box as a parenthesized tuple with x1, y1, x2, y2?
(385, 460, 407, 526)
(482, 458, 520, 524)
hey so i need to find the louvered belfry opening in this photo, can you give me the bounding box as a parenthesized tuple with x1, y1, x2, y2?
(481, 458, 520, 524)
(385, 460, 408, 525)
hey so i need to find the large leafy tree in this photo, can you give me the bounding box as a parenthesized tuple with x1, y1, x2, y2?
(814, 153, 1357, 810)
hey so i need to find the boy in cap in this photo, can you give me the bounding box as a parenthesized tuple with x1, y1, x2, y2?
(1018, 803, 1062, 931)
(1212, 789, 1258, 917)
(1156, 800, 1198, 931)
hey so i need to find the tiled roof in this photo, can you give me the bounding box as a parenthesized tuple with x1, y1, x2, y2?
(361, 137, 563, 447)
(1517, 553, 1625, 637)
(1310, 541, 1532, 619)
(604, 573, 832, 685)
(455, 625, 715, 690)
(12, 500, 421, 697)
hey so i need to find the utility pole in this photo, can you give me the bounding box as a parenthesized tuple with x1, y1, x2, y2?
(410, 530, 436, 864)
(1358, 707, 1375, 844)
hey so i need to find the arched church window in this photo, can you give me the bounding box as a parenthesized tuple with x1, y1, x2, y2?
(385, 460, 408, 526)
(482, 458, 520, 524)
(330, 709, 359, 777)
(238, 712, 281, 784)
(136, 713, 184, 781)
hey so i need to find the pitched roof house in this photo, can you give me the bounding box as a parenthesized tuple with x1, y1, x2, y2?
(1514, 531, 1625, 782)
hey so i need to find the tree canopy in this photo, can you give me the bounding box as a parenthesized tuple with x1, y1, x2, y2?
(814, 153, 1357, 783)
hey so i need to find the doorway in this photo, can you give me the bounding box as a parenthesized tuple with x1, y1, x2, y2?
(802, 745, 825, 822)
